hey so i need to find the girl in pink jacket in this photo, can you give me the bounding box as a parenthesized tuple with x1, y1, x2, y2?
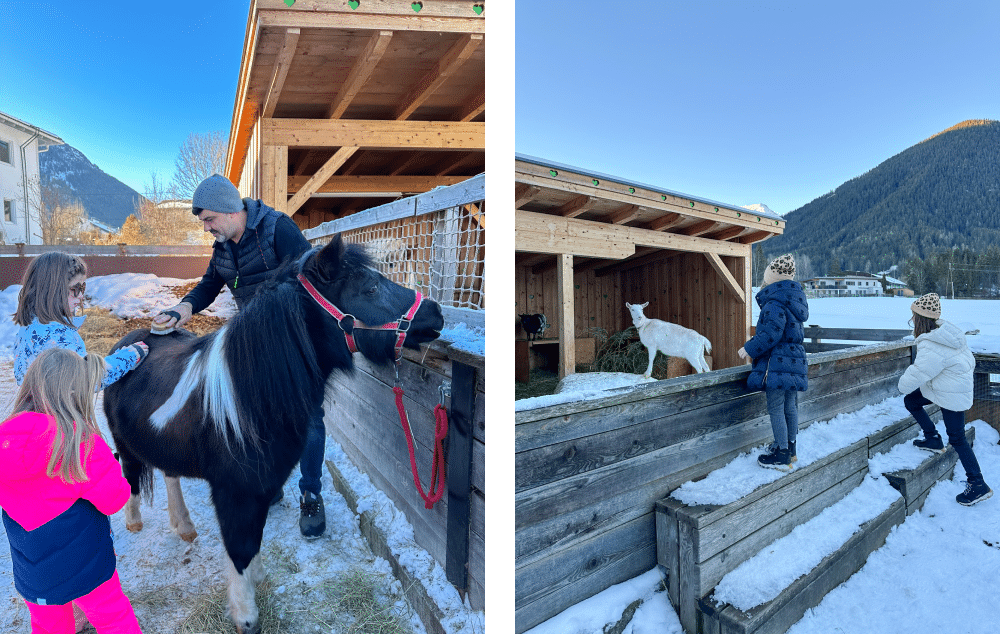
(0, 348, 142, 633)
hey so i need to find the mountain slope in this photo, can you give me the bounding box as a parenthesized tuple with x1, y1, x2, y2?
(763, 119, 1000, 275)
(40, 143, 146, 230)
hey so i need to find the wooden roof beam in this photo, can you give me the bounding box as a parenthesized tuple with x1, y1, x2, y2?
(705, 253, 746, 303)
(516, 210, 751, 259)
(436, 153, 479, 176)
(262, 27, 300, 118)
(287, 175, 467, 194)
(610, 204, 640, 225)
(680, 219, 719, 237)
(517, 253, 551, 270)
(555, 194, 597, 218)
(326, 31, 393, 120)
(387, 153, 423, 176)
(515, 184, 539, 209)
(737, 230, 775, 244)
(395, 34, 483, 121)
(594, 248, 681, 277)
(262, 119, 484, 149)
(455, 90, 485, 122)
(257, 7, 485, 34)
(704, 225, 747, 241)
(649, 212, 684, 232)
(286, 146, 359, 216)
(293, 149, 319, 176)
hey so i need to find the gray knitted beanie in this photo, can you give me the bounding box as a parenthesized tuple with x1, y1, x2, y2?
(192, 174, 244, 214)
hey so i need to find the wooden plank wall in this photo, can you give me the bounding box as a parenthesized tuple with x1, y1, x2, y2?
(324, 347, 486, 610)
(513, 341, 915, 633)
(237, 117, 261, 199)
(515, 252, 747, 371)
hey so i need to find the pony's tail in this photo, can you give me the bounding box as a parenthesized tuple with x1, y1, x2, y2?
(137, 461, 155, 506)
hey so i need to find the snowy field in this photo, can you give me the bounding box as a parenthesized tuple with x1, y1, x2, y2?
(522, 295, 1000, 634)
(0, 274, 484, 634)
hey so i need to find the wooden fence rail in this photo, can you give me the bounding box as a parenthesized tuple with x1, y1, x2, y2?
(0, 245, 213, 290)
(801, 326, 911, 353)
(307, 176, 486, 611)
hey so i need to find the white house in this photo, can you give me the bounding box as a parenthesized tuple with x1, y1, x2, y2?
(0, 111, 64, 245)
(801, 271, 904, 297)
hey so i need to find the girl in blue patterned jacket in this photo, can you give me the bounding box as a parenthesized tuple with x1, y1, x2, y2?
(13, 252, 148, 388)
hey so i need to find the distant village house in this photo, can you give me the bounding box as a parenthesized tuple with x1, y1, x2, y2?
(800, 271, 911, 297)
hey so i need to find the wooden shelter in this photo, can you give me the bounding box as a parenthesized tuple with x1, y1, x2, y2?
(224, 0, 485, 227)
(515, 155, 785, 379)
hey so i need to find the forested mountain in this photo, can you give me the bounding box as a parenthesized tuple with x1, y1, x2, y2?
(40, 143, 145, 230)
(762, 119, 1000, 277)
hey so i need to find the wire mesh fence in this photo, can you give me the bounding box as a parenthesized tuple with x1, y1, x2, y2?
(971, 355, 1000, 434)
(339, 202, 486, 311)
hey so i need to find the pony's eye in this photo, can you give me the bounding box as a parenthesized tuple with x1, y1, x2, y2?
(366, 285, 378, 297)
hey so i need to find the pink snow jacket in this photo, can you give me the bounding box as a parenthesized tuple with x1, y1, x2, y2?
(0, 411, 130, 605)
(0, 411, 129, 530)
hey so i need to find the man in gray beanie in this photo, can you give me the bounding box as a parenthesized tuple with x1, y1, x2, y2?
(152, 173, 329, 538)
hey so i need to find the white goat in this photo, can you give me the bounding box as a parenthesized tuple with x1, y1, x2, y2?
(626, 302, 712, 376)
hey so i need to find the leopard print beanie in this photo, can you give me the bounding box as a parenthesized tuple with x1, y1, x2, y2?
(762, 253, 796, 287)
(911, 292, 941, 319)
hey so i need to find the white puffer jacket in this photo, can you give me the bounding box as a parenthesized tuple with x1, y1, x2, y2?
(897, 319, 975, 411)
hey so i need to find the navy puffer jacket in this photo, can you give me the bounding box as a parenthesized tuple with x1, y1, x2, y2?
(743, 280, 809, 391)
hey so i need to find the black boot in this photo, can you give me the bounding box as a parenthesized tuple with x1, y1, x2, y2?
(758, 445, 793, 472)
(299, 491, 326, 538)
(956, 476, 993, 506)
(913, 433, 945, 453)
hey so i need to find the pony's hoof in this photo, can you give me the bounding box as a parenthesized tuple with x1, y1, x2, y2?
(126, 521, 144, 533)
(178, 530, 198, 543)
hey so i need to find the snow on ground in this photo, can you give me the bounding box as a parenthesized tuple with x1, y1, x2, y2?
(524, 295, 1000, 634)
(0, 274, 484, 633)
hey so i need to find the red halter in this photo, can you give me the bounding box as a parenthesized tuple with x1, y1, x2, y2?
(297, 273, 423, 361)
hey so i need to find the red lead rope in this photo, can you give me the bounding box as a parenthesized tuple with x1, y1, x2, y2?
(394, 385, 447, 509)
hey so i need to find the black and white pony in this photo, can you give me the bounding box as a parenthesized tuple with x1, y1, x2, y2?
(103, 234, 443, 634)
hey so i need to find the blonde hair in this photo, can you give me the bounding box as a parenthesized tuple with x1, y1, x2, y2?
(8, 348, 106, 483)
(14, 251, 88, 328)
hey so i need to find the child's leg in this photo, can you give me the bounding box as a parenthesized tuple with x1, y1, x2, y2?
(765, 389, 789, 449)
(25, 601, 75, 634)
(784, 391, 799, 445)
(75, 571, 142, 634)
(903, 389, 939, 437)
(941, 409, 984, 481)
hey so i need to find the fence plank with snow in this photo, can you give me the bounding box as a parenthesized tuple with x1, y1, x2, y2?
(514, 341, 915, 633)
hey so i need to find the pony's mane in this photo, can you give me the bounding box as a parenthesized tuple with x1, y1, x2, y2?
(221, 261, 331, 440)
(192, 242, 375, 447)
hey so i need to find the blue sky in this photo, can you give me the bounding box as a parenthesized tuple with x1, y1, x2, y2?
(516, 1, 1000, 215)
(0, 1, 248, 195)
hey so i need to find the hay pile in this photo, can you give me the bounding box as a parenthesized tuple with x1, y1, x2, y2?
(78, 309, 226, 356)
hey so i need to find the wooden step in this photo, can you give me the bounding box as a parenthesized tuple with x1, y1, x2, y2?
(867, 405, 939, 457)
(698, 489, 905, 634)
(656, 439, 869, 633)
(655, 407, 942, 633)
(883, 426, 976, 514)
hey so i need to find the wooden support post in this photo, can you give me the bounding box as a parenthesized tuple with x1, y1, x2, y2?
(558, 253, 575, 378)
(260, 145, 288, 213)
(445, 361, 477, 600)
(743, 253, 753, 342)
